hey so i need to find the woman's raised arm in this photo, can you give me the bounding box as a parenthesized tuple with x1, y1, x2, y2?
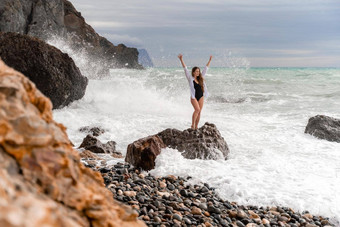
(206, 55, 213, 67)
(178, 54, 186, 68)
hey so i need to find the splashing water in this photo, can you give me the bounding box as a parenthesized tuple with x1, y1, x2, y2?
(53, 62, 340, 224)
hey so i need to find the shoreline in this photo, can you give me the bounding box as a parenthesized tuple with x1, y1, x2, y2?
(84, 159, 336, 227)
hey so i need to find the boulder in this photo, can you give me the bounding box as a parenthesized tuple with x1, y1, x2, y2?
(125, 136, 166, 171)
(79, 126, 105, 137)
(305, 115, 340, 143)
(157, 122, 229, 160)
(0, 0, 143, 77)
(79, 134, 122, 158)
(0, 32, 88, 109)
(0, 60, 145, 227)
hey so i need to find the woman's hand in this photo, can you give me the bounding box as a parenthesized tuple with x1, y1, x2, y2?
(178, 54, 186, 67)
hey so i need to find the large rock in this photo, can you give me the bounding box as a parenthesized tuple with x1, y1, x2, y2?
(305, 115, 340, 143)
(125, 123, 229, 171)
(157, 122, 229, 160)
(125, 136, 166, 171)
(79, 134, 123, 158)
(79, 126, 106, 137)
(0, 60, 145, 227)
(0, 0, 143, 77)
(0, 32, 88, 109)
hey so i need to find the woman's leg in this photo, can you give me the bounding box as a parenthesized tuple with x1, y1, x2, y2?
(195, 97, 204, 129)
(190, 98, 200, 129)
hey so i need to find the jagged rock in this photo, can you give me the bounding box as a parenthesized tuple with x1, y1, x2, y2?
(0, 0, 143, 77)
(125, 135, 166, 171)
(157, 122, 229, 160)
(0, 60, 145, 227)
(0, 32, 88, 109)
(305, 115, 340, 143)
(79, 135, 122, 158)
(79, 126, 105, 137)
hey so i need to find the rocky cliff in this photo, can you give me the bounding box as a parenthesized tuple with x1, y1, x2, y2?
(0, 59, 145, 227)
(138, 49, 154, 67)
(0, 0, 143, 77)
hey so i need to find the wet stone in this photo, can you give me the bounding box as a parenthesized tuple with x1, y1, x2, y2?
(188, 192, 195, 197)
(180, 189, 188, 197)
(154, 216, 162, 223)
(85, 161, 334, 227)
(184, 199, 192, 206)
(236, 220, 245, 227)
(183, 217, 192, 225)
(168, 183, 175, 190)
(208, 205, 221, 214)
(199, 203, 208, 210)
(173, 213, 182, 221)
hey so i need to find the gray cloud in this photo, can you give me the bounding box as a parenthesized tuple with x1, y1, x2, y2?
(71, 0, 340, 67)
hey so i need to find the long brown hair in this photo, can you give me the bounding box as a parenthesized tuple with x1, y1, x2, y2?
(191, 67, 204, 93)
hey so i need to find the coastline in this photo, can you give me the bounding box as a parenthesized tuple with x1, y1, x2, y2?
(83, 157, 336, 227)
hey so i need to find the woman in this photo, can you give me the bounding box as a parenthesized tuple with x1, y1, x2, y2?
(178, 54, 213, 129)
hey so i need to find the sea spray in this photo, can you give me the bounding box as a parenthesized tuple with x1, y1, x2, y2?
(47, 35, 110, 78)
(54, 66, 340, 223)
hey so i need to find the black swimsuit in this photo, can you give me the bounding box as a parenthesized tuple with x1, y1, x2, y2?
(194, 80, 203, 101)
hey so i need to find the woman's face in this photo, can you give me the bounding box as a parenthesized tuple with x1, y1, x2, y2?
(193, 68, 200, 77)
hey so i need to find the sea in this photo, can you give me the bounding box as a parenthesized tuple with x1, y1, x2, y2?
(50, 40, 340, 224)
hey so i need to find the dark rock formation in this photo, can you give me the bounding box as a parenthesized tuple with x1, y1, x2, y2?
(125, 135, 166, 171)
(157, 122, 229, 160)
(79, 126, 105, 137)
(138, 49, 154, 67)
(0, 59, 145, 227)
(305, 115, 340, 143)
(0, 32, 88, 109)
(0, 0, 143, 77)
(79, 134, 122, 158)
(125, 123, 229, 171)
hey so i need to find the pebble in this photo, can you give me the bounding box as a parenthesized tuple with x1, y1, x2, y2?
(183, 217, 192, 225)
(173, 213, 182, 221)
(142, 215, 150, 221)
(123, 191, 136, 197)
(84, 161, 335, 227)
(237, 209, 248, 219)
(204, 211, 210, 217)
(199, 203, 208, 210)
(248, 210, 260, 219)
(236, 220, 245, 227)
(208, 205, 221, 214)
(191, 207, 202, 215)
(180, 189, 188, 197)
(159, 181, 167, 188)
(157, 191, 170, 197)
(246, 224, 258, 227)
(262, 218, 270, 225)
(154, 216, 161, 222)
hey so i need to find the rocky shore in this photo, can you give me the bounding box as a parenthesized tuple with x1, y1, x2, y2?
(83, 158, 335, 227)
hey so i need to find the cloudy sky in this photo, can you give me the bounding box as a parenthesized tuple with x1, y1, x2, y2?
(71, 0, 340, 67)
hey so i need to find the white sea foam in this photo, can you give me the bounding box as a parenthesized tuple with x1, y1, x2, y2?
(54, 67, 340, 223)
